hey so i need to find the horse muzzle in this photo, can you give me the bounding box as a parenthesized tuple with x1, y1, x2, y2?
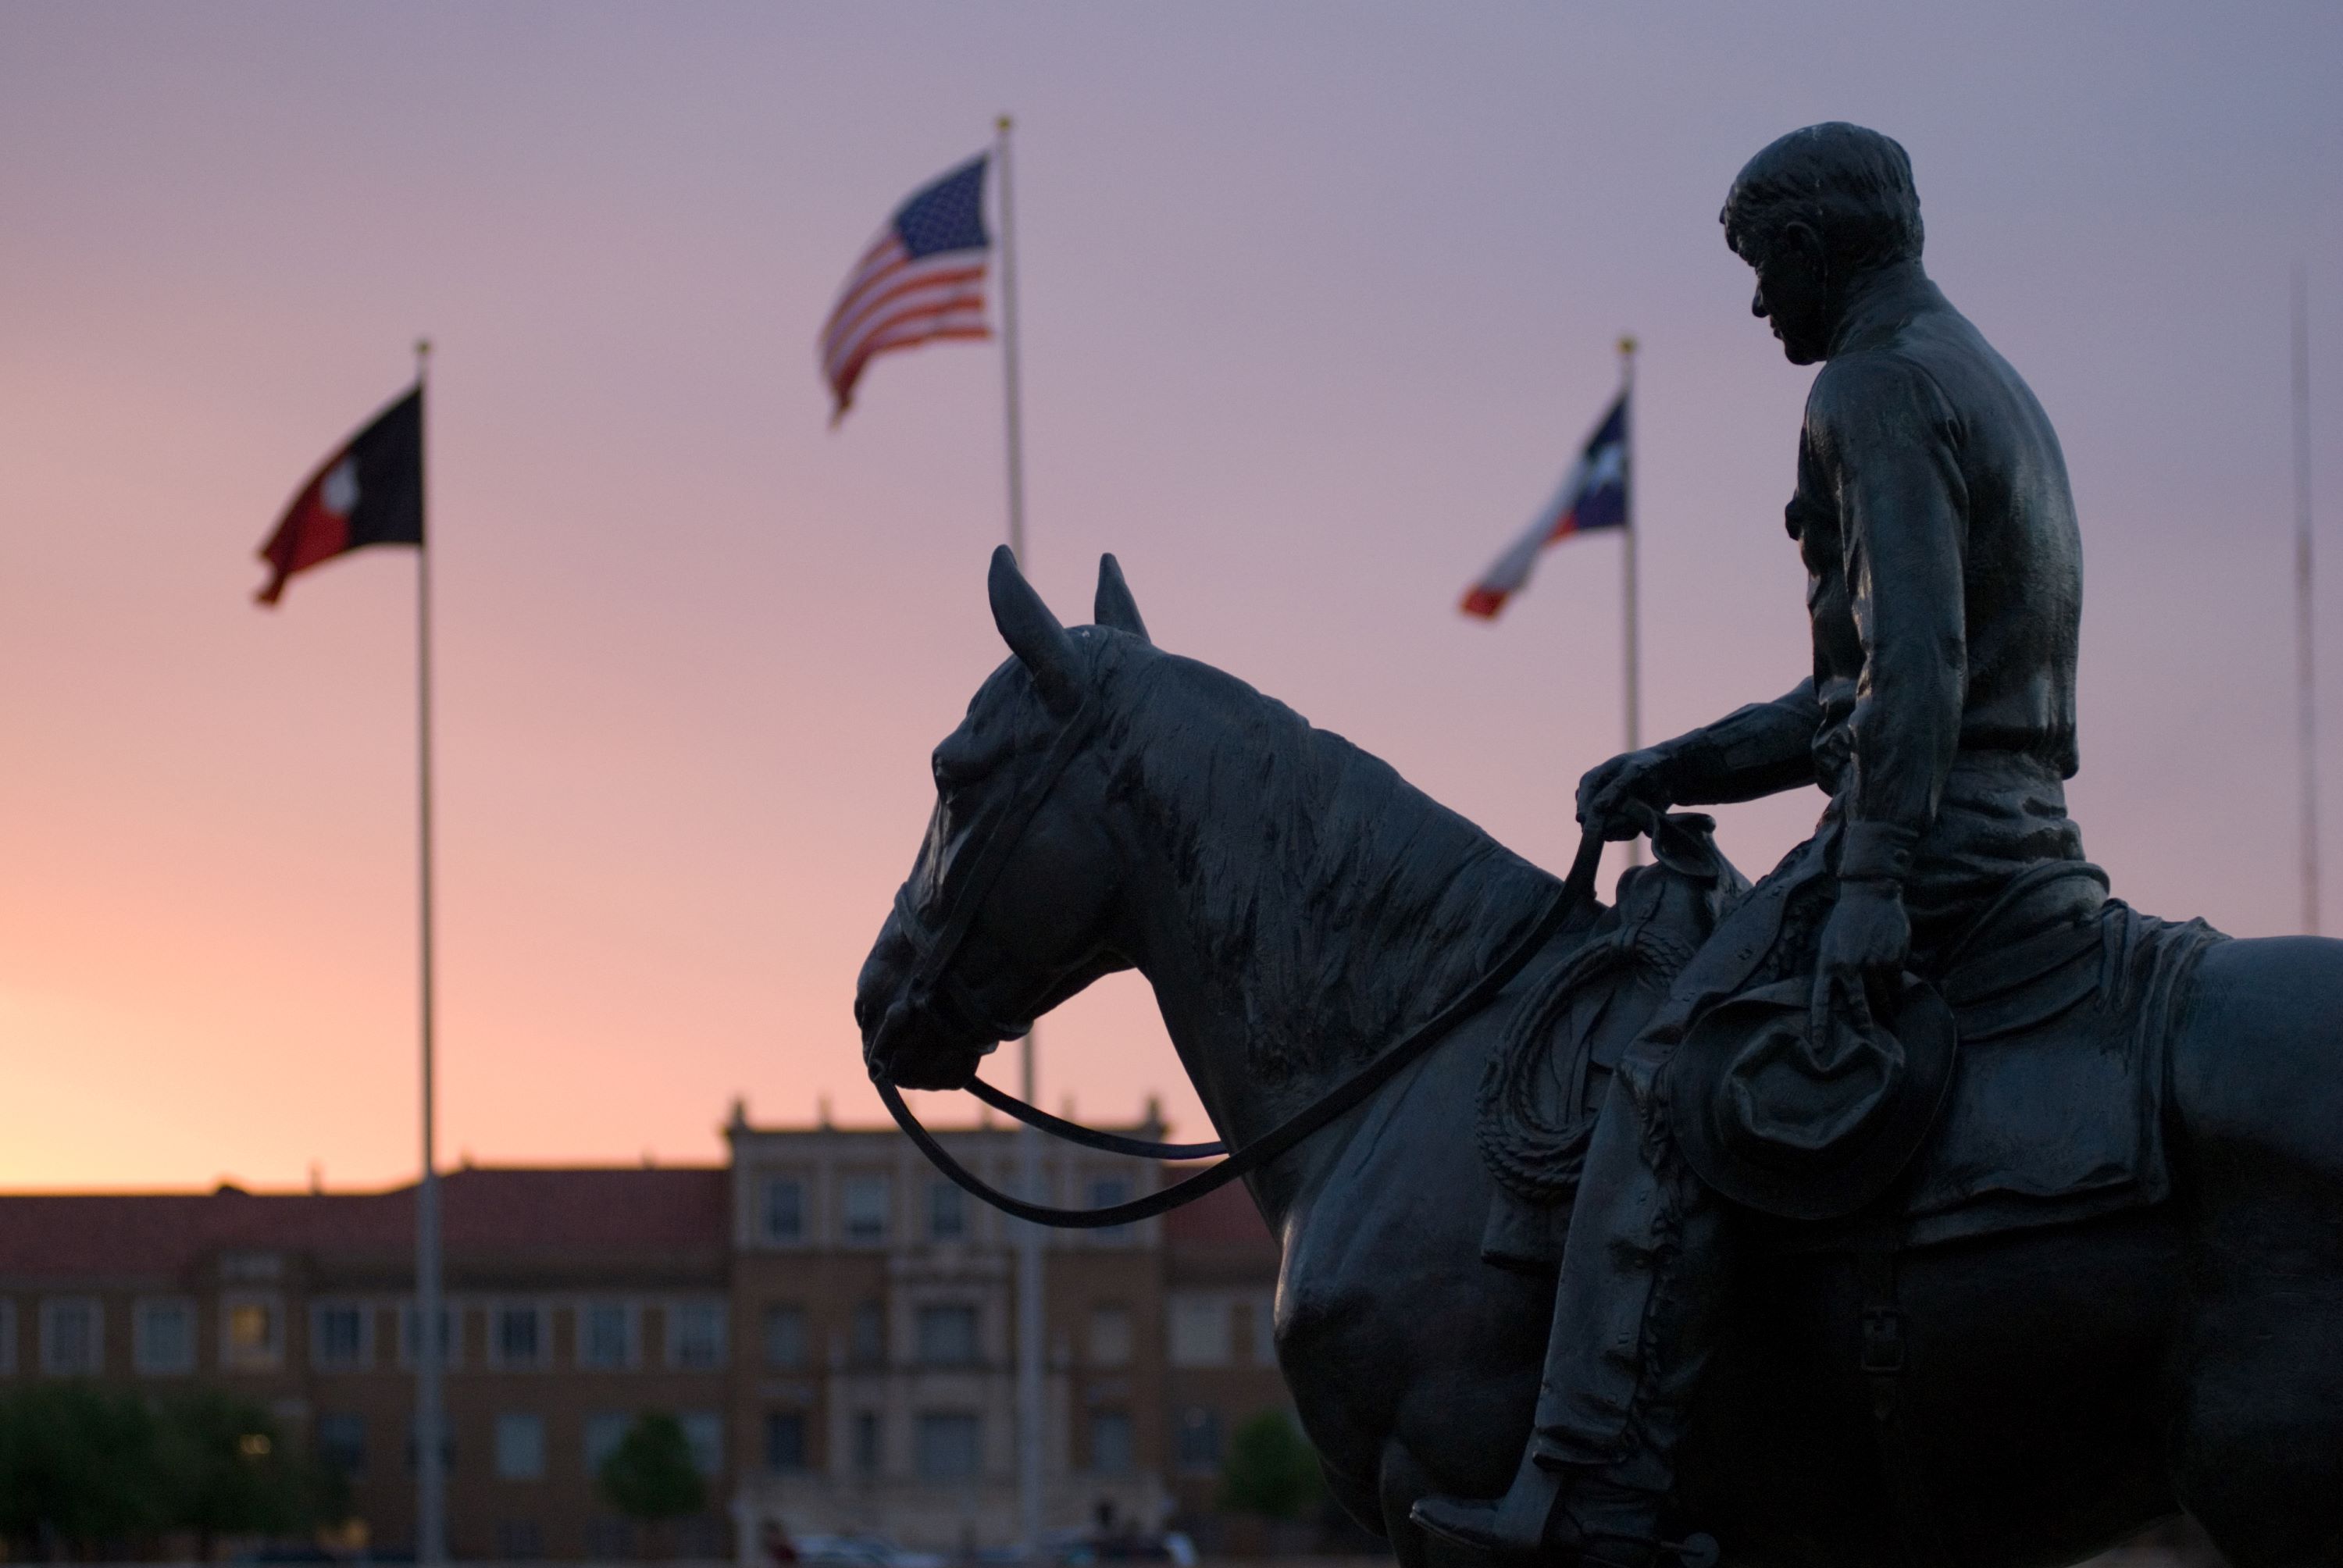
(856, 919, 997, 1091)
(864, 995, 995, 1091)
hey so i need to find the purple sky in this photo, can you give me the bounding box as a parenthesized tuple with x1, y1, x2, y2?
(2, 2, 2338, 1189)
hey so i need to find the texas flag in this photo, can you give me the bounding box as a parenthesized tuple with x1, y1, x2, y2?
(1460, 390, 1628, 618)
(255, 385, 423, 605)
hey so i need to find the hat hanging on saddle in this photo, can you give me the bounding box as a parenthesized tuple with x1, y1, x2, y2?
(1669, 972, 1956, 1221)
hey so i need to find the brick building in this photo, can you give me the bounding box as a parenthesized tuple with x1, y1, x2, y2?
(0, 1109, 1291, 1559)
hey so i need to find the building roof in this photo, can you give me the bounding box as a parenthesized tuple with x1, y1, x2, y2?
(0, 1166, 729, 1282)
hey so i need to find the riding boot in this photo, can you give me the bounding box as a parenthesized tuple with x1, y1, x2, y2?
(1413, 1041, 1731, 1566)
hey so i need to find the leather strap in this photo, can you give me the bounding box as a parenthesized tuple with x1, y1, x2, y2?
(964, 1077, 1227, 1160)
(876, 827, 1609, 1229)
(1856, 1219, 1956, 1568)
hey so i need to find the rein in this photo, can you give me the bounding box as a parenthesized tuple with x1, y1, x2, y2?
(877, 825, 1609, 1229)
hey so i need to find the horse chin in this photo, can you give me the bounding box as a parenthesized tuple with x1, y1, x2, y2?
(865, 999, 992, 1092)
(883, 1047, 986, 1093)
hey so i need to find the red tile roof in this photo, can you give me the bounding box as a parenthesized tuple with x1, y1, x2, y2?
(0, 1167, 728, 1281)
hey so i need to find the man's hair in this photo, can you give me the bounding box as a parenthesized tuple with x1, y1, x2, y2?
(1721, 123, 1924, 271)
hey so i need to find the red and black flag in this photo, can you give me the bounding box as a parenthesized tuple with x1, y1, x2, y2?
(255, 385, 423, 605)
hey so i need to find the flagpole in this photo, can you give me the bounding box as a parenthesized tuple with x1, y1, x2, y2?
(1619, 336, 1642, 868)
(412, 337, 447, 1568)
(2294, 265, 2320, 935)
(996, 112, 1047, 1562)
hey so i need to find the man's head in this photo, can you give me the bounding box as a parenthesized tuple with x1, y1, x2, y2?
(1721, 123, 1924, 365)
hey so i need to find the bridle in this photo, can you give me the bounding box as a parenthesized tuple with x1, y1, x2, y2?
(872, 675, 1607, 1228)
(885, 693, 1107, 1049)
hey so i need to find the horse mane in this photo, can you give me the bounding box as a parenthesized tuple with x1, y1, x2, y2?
(1094, 633, 1565, 1085)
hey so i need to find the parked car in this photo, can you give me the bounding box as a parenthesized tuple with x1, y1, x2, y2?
(795, 1534, 947, 1568)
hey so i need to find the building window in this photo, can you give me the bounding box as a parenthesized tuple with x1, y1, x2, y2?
(1168, 1295, 1232, 1367)
(841, 1175, 890, 1242)
(493, 1305, 547, 1370)
(1088, 1305, 1132, 1368)
(310, 1302, 369, 1370)
(1088, 1176, 1134, 1240)
(1089, 1410, 1134, 1475)
(401, 1303, 459, 1370)
(317, 1412, 366, 1479)
(679, 1411, 723, 1477)
(584, 1413, 630, 1477)
(915, 1304, 979, 1367)
(762, 1177, 805, 1243)
(135, 1299, 197, 1374)
(0, 1300, 16, 1374)
(577, 1302, 634, 1370)
(668, 1300, 726, 1370)
(928, 1180, 967, 1241)
(763, 1410, 808, 1473)
(41, 1298, 101, 1376)
(1243, 1291, 1278, 1366)
(852, 1411, 882, 1476)
(848, 1300, 885, 1367)
(406, 1419, 455, 1475)
(495, 1413, 547, 1480)
(1175, 1407, 1222, 1473)
(495, 1519, 544, 1560)
(915, 1412, 980, 1481)
(222, 1293, 283, 1371)
(584, 1519, 634, 1559)
(762, 1305, 807, 1370)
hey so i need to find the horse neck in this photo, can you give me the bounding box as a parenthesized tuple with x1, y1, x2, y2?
(1096, 651, 1561, 1224)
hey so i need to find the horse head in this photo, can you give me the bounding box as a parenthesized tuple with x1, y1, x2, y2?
(855, 547, 1152, 1091)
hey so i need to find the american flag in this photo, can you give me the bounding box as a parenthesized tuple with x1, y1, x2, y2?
(821, 154, 993, 423)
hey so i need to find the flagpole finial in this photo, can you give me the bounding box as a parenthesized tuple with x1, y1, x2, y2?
(1618, 334, 1638, 357)
(997, 113, 1012, 133)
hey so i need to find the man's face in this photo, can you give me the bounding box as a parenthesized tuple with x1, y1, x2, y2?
(1736, 217, 1832, 365)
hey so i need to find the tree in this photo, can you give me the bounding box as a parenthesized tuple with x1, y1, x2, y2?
(0, 1383, 163, 1556)
(597, 1413, 706, 1544)
(153, 1390, 346, 1558)
(1217, 1409, 1325, 1523)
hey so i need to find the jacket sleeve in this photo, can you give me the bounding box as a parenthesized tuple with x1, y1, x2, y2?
(1659, 680, 1822, 804)
(1825, 355, 1968, 882)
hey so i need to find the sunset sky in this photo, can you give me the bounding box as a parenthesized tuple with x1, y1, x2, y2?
(2, 2, 2338, 1191)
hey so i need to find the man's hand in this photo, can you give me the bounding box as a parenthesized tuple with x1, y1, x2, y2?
(1811, 878, 1911, 1036)
(1575, 747, 1679, 841)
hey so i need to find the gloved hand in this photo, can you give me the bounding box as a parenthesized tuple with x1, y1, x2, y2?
(1810, 878, 1911, 1038)
(1575, 748, 1679, 841)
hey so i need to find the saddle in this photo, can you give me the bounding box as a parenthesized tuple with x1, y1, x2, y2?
(1477, 818, 2226, 1271)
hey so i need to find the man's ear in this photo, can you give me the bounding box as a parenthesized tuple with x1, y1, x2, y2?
(1778, 218, 1828, 277)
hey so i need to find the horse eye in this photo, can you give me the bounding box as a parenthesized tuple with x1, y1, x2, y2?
(933, 748, 979, 793)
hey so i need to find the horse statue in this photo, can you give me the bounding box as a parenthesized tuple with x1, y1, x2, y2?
(854, 549, 2343, 1568)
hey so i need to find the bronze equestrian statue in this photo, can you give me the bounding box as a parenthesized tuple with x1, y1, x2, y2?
(857, 125, 2343, 1568)
(1413, 121, 2092, 1565)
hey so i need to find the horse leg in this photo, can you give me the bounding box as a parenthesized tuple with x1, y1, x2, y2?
(2169, 937, 2343, 1567)
(1378, 1436, 1443, 1568)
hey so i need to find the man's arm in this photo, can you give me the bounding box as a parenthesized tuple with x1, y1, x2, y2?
(1829, 355, 1967, 884)
(1576, 681, 1819, 836)
(1657, 681, 1823, 805)
(1807, 351, 1967, 1028)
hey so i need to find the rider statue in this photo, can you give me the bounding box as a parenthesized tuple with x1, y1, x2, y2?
(1413, 122, 2088, 1563)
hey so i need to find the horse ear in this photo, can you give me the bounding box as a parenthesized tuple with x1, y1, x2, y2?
(1093, 554, 1150, 643)
(988, 545, 1082, 715)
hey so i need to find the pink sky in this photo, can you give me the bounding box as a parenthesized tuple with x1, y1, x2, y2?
(2, 2, 2338, 1191)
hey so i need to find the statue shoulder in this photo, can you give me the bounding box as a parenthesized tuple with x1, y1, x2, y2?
(1806, 347, 1959, 451)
